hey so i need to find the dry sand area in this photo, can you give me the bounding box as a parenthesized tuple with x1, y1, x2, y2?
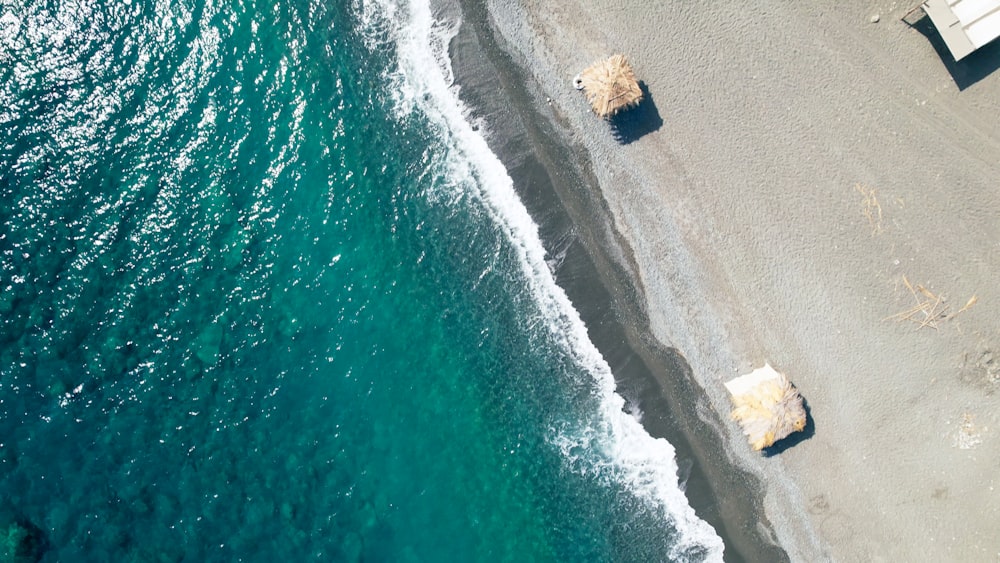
(487, 0, 1000, 560)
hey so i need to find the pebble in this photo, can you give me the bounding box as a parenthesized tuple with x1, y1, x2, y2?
(870, 14, 880, 23)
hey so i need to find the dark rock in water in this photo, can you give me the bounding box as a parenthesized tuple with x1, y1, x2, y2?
(1, 519, 47, 563)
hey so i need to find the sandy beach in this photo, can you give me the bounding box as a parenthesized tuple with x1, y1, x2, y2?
(450, 0, 1000, 560)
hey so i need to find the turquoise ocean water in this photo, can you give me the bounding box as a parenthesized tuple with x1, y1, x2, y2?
(0, 0, 723, 560)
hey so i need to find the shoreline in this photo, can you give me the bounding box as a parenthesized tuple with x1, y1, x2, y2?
(446, 0, 1000, 561)
(443, 0, 788, 560)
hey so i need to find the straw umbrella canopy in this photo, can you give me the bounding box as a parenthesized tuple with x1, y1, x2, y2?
(575, 54, 643, 118)
(724, 364, 807, 451)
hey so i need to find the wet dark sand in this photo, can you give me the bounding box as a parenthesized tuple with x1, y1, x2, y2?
(443, 1, 787, 560)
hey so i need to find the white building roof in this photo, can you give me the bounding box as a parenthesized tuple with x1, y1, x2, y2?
(923, 0, 1000, 60)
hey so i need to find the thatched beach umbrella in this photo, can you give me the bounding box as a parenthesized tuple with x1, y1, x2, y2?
(724, 364, 807, 451)
(574, 54, 643, 118)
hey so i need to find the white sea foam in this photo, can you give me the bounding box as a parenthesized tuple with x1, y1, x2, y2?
(361, 0, 725, 559)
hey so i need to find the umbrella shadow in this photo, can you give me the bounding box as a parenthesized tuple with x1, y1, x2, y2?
(762, 395, 815, 457)
(904, 12, 1000, 91)
(609, 82, 663, 144)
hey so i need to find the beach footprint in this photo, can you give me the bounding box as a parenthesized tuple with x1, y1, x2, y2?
(958, 343, 1000, 395)
(807, 494, 830, 515)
